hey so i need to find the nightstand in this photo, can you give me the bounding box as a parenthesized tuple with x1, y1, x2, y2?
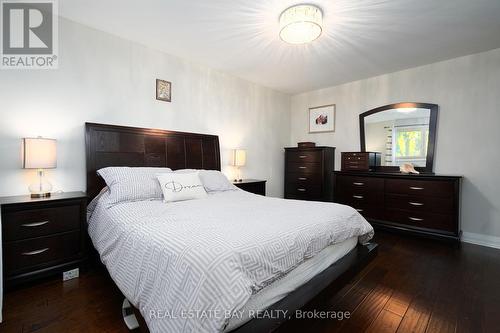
(0, 191, 87, 287)
(233, 179, 266, 195)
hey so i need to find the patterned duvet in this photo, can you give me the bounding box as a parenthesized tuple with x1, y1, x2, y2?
(87, 189, 373, 333)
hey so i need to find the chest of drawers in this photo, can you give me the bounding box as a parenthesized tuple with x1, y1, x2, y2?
(284, 147, 335, 201)
(334, 171, 461, 241)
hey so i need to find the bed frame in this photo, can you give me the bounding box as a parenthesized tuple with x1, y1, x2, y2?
(85, 122, 378, 333)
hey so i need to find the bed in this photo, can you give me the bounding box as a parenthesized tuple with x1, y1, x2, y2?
(85, 122, 377, 333)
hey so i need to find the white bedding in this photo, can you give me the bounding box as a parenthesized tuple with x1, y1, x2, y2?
(225, 236, 358, 331)
(87, 189, 373, 333)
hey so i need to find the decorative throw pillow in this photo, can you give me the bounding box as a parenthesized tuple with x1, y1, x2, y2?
(157, 172, 208, 202)
(97, 167, 172, 205)
(198, 170, 237, 192)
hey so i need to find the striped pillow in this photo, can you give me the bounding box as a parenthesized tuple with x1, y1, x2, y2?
(97, 167, 172, 205)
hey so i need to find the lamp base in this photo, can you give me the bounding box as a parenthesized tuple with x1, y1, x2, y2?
(28, 169, 53, 198)
(30, 192, 51, 198)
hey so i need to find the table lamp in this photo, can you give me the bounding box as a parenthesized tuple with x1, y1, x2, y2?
(23, 137, 57, 198)
(231, 149, 246, 182)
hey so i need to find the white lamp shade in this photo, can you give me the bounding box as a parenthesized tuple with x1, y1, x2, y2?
(23, 137, 57, 169)
(231, 149, 246, 167)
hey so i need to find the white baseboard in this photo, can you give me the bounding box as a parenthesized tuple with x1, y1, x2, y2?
(462, 232, 500, 250)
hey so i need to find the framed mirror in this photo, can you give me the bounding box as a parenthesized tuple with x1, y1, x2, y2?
(360, 102, 438, 173)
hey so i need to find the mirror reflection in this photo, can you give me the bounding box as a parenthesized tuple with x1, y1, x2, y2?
(364, 107, 431, 167)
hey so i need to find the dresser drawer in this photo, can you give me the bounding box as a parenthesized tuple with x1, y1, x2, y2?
(287, 150, 322, 163)
(287, 162, 322, 175)
(385, 209, 455, 233)
(386, 194, 454, 214)
(4, 231, 81, 275)
(385, 179, 454, 198)
(286, 183, 322, 198)
(286, 172, 322, 185)
(336, 175, 384, 193)
(3, 204, 81, 242)
(337, 190, 384, 206)
(345, 202, 384, 221)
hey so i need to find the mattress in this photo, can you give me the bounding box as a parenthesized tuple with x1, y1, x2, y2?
(87, 189, 373, 333)
(225, 236, 358, 331)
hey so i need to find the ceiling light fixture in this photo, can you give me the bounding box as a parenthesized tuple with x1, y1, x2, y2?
(279, 4, 323, 44)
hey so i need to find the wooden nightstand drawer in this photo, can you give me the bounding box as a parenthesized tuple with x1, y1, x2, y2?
(3, 204, 81, 241)
(4, 231, 81, 276)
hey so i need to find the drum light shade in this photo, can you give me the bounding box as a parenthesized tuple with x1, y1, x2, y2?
(279, 4, 323, 44)
(23, 137, 57, 169)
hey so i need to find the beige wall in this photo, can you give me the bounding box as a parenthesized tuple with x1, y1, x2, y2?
(290, 48, 500, 244)
(0, 18, 291, 198)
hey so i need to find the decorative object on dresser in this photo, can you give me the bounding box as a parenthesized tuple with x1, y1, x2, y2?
(341, 152, 381, 171)
(334, 172, 461, 241)
(360, 102, 438, 173)
(0, 191, 87, 287)
(284, 146, 335, 201)
(309, 104, 335, 133)
(155, 79, 171, 102)
(22, 137, 57, 198)
(230, 149, 246, 182)
(233, 179, 266, 196)
(297, 141, 316, 148)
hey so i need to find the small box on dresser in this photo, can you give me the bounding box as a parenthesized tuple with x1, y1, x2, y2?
(0, 191, 87, 287)
(341, 152, 381, 171)
(285, 146, 335, 202)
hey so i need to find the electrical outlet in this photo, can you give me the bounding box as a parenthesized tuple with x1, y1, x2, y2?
(63, 268, 79, 281)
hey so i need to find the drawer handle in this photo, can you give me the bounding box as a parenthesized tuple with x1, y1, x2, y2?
(297, 188, 306, 192)
(353, 195, 364, 199)
(21, 220, 49, 228)
(409, 217, 424, 222)
(299, 155, 307, 158)
(409, 186, 424, 190)
(22, 248, 49, 256)
(298, 177, 307, 181)
(356, 208, 364, 212)
(409, 202, 424, 206)
(353, 182, 364, 186)
(298, 166, 307, 169)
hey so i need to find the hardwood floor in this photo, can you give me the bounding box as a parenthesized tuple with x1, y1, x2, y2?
(1, 231, 499, 333)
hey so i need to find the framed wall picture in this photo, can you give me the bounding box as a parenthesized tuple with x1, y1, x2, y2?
(309, 104, 335, 133)
(156, 79, 171, 102)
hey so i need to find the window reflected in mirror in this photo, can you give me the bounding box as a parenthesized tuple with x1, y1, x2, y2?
(364, 108, 430, 167)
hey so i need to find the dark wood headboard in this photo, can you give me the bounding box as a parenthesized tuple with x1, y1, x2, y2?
(85, 122, 221, 200)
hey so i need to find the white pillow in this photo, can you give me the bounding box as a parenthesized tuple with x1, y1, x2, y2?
(157, 172, 208, 202)
(97, 167, 172, 205)
(198, 170, 237, 192)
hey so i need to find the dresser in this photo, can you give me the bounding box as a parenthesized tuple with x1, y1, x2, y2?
(284, 147, 335, 201)
(334, 171, 461, 241)
(233, 179, 266, 195)
(1, 192, 87, 286)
